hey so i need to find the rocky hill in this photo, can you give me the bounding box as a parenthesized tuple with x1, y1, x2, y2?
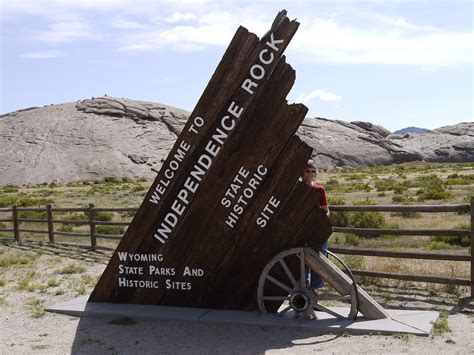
(393, 127, 430, 135)
(0, 97, 472, 185)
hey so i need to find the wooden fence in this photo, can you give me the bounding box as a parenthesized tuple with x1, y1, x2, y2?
(0, 198, 472, 296)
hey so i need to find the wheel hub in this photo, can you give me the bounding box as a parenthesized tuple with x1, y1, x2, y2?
(289, 290, 312, 312)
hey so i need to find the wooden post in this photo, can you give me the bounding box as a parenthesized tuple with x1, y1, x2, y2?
(470, 196, 473, 298)
(12, 205, 19, 242)
(305, 248, 390, 320)
(89, 204, 97, 251)
(46, 204, 54, 244)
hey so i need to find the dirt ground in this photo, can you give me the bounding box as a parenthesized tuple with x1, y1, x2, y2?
(0, 241, 473, 354)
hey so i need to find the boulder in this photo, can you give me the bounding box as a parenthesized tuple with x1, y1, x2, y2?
(0, 97, 471, 185)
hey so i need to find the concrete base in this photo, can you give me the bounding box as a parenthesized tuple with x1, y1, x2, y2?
(46, 296, 438, 336)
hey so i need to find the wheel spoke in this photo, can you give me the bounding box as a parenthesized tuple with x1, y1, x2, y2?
(299, 249, 306, 288)
(262, 296, 290, 301)
(266, 275, 293, 293)
(279, 259, 298, 290)
(313, 303, 344, 319)
(278, 305, 292, 316)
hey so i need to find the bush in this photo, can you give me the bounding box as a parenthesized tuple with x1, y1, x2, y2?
(68, 212, 88, 226)
(95, 211, 114, 221)
(48, 181, 61, 188)
(344, 200, 386, 237)
(417, 188, 451, 201)
(58, 224, 74, 232)
(96, 225, 121, 235)
(103, 177, 120, 184)
(374, 178, 398, 191)
(414, 175, 451, 201)
(329, 197, 349, 227)
(18, 210, 47, 219)
(426, 241, 450, 250)
(350, 183, 371, 192)
(0, 196, 18, 208)
(348, 211, 386, 229)
(344, 234, 360, 246)
(393, 184, 408, 194)
(2, 185, 19, 193)
(325, 178, 344, 193)
(431, 224, 470, 247)
(390, 202, 421, 219)
(131, 185, 145, 192)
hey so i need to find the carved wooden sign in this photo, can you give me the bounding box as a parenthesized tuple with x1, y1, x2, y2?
(89, 10, 332, 311)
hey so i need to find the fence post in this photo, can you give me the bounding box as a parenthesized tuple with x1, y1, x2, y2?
(470, 196, 473, 298)
(12, 205, 20, 242)
(46, 204, 54, 244)
(89, 204, 97, 251)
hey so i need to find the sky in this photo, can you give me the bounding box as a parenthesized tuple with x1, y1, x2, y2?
(0, 0, 472, 131)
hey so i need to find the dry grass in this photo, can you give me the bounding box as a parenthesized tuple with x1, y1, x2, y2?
(0, 162, 472, 299)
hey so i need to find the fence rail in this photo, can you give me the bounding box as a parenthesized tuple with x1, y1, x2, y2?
(0, 199, 472, 296)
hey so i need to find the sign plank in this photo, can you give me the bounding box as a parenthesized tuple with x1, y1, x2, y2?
(89, 11, 332, 311)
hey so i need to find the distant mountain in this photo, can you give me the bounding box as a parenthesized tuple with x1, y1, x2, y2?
(393, 127, 430, 135)
(0, 97, 472, 185)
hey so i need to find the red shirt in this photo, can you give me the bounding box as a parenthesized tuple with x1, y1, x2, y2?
(312, 183, 328, 206)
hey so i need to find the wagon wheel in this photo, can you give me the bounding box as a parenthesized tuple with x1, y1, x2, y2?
(257, 247, 358, 320)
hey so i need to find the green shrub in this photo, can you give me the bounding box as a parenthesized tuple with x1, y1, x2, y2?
(431, 309, 451, 336)
(431, 224, 470, 247)
(325, 178, 343, 192)
(0, 196, 18, 208)
(103, 177, 120, 184)
(96, 225, 121, 235)
(393, 184, 408, 194)
(121, 211, 136, 218)
(445, 174, 474, 185)
(329, 197, 349, 227)
(58, 224, 74, 232)
(0, 222, 6, 229)
(346, 200, 386, 235)
(417, 188, 451, 201)
(2, 185, 19, 193)
(16, 197, 53, 207)
(67, 212, 89, 226)
(414, 175, 451, 201)
(25, 297, 45, 318)
(343, 174, 366, 181)
(48, 181, 61, 188)
(56, 264, 85, 274)
(0, 254, 34, 267)
(348, 211, 386, 229)
(390, 202, 421, 219)
(18, 210, 48, 219)
(131, 185, 145, 192)
(426, 241, 451, 250)
(344, 234, 360, 246)
(95, 211, 114, 221)
(374, 178, 397, 191)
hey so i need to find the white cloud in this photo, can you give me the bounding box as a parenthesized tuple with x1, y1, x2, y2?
(297, 89, 342, 103)
(164, 12, 197, 23)
(291, 16, 472, 67)
(35, 21, 98, 43)
(118, 23, 234, 52)
(18, 50, 66, 59)
(3, 1, 472, 67)
(111, 18, 146, 29)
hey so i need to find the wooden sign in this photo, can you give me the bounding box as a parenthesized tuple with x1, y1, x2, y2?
(89, 10, 332, 311)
